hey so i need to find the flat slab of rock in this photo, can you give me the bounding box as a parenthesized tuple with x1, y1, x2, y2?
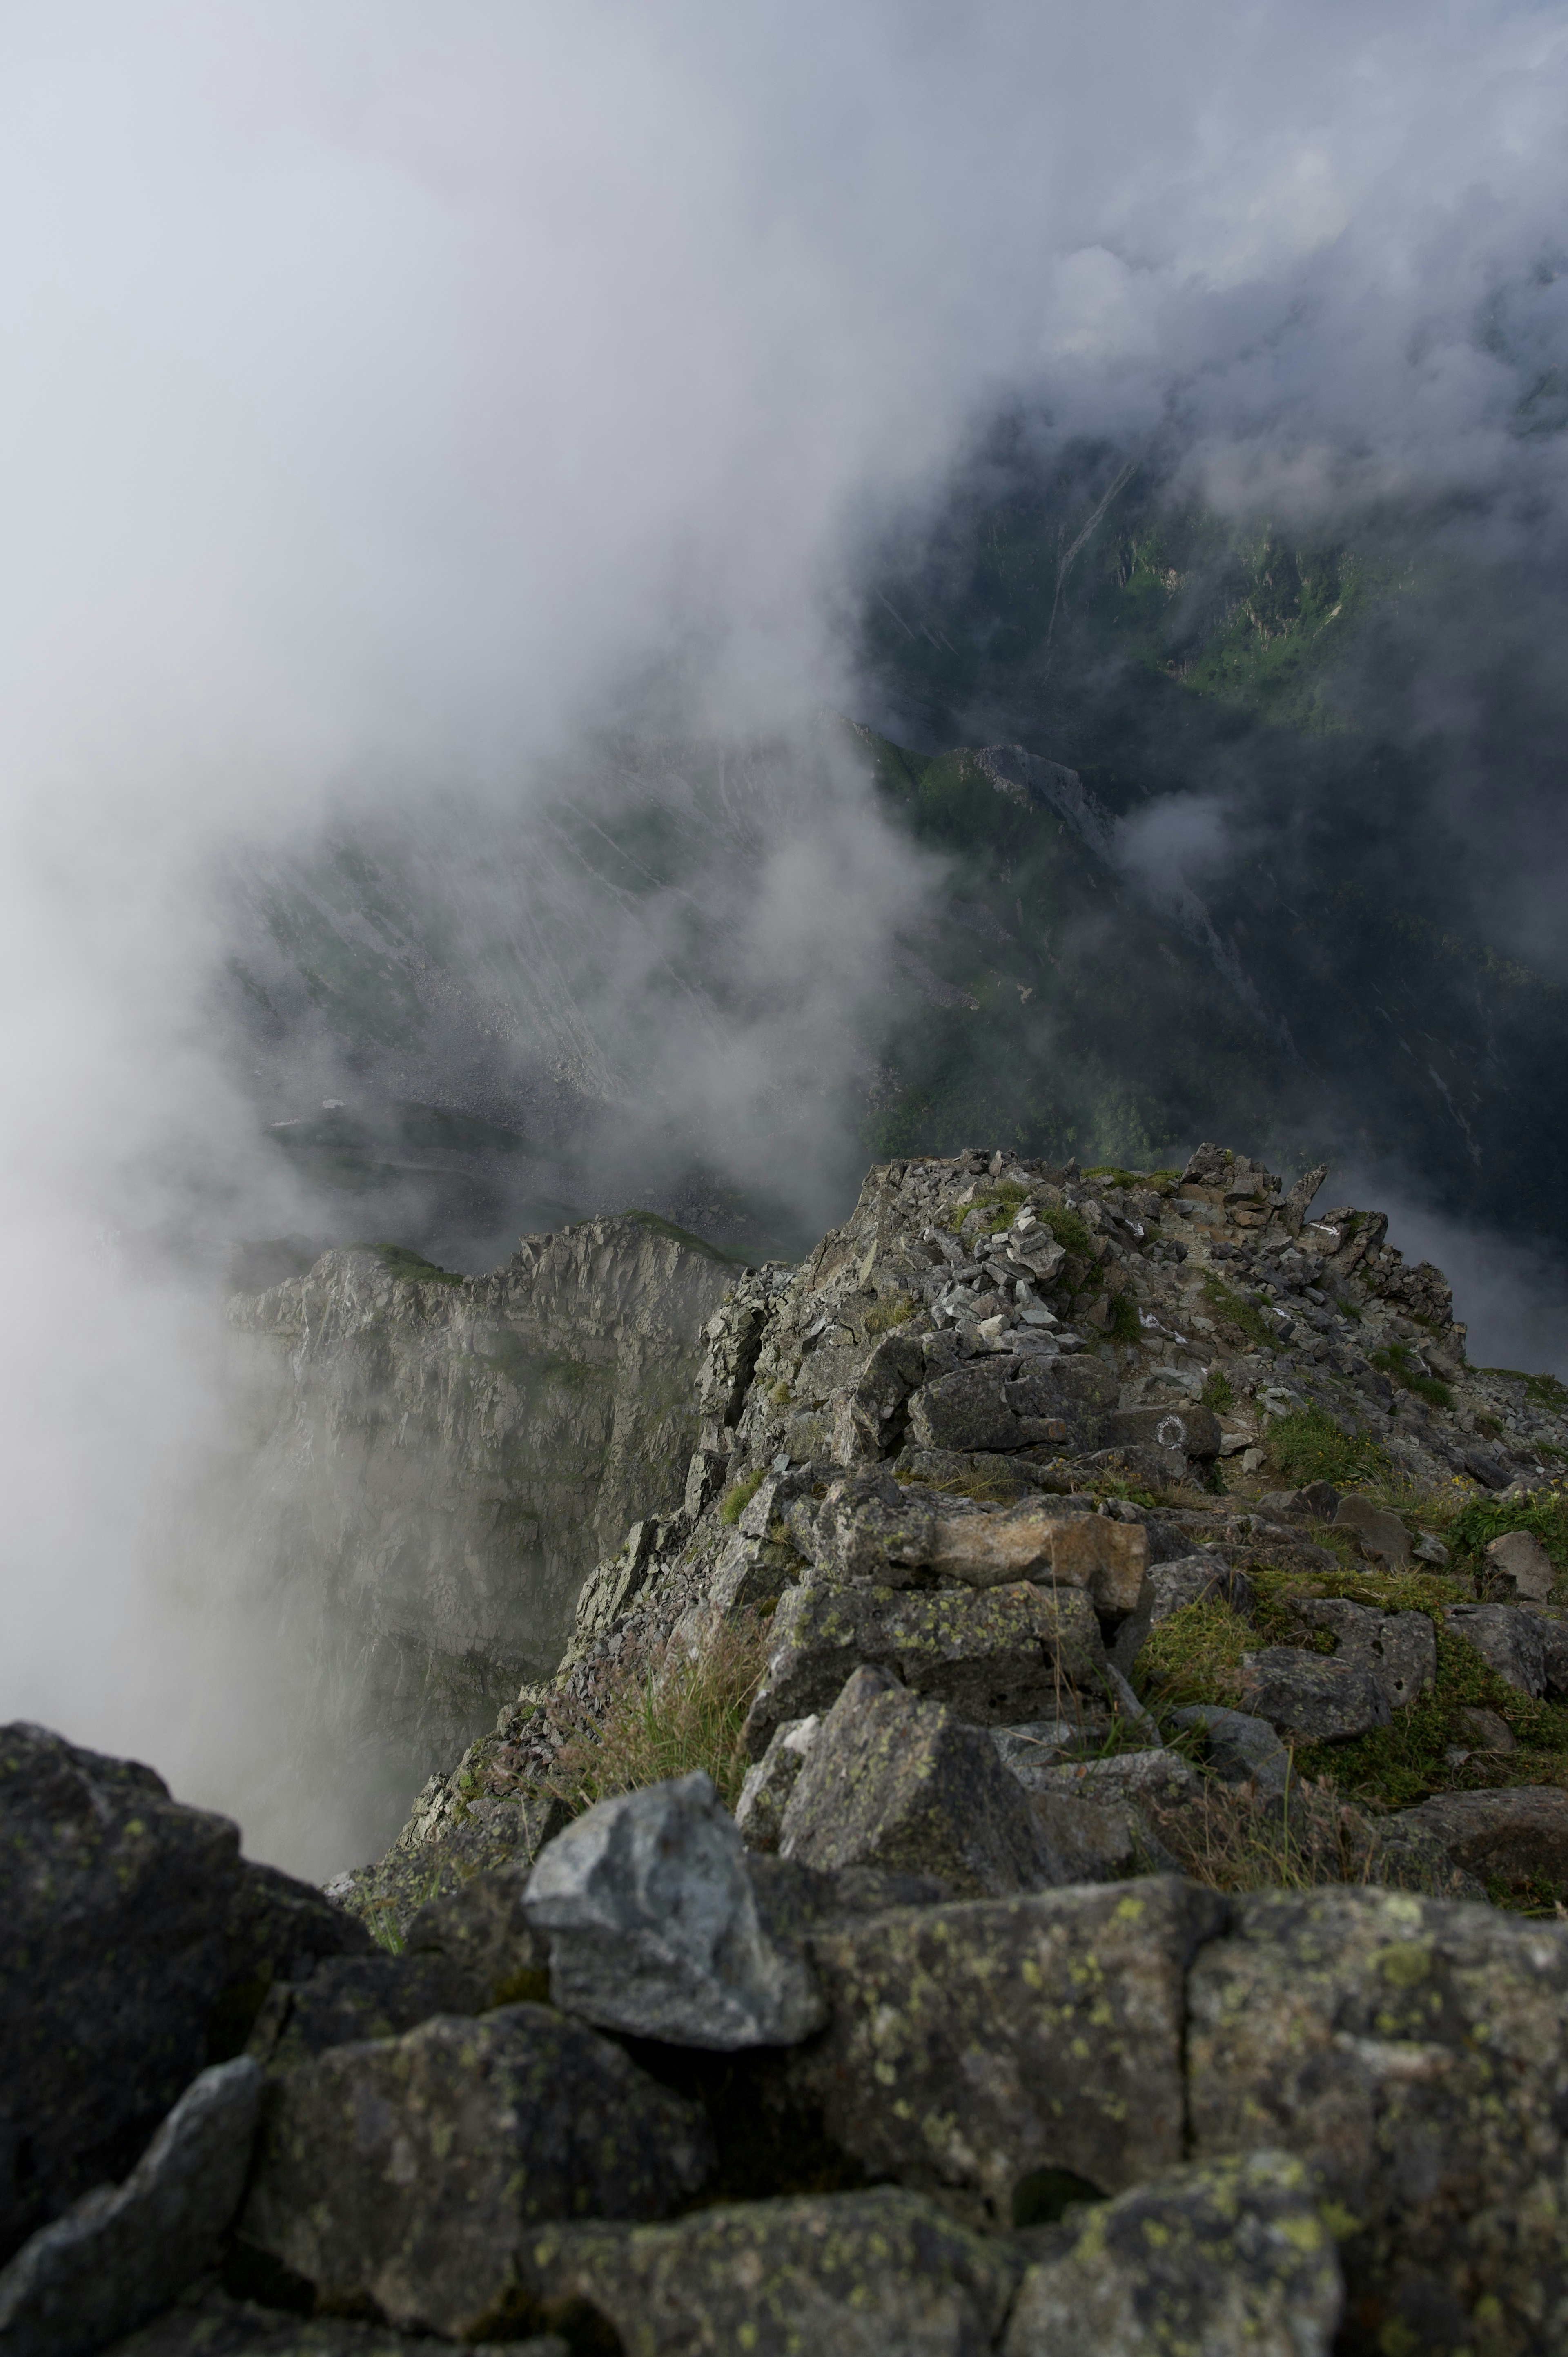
(744, 1578, 1106, 1757)
(243, 1950, 485, 2070)
(1100, 1404, 1222, 1462)
(1392, 1788, 1568, 1892)
(0, 2059, 261, 2357)
(1333, 1494, 1412, 1565)
(237, 2004, 712, 2339)
(1002, 2149, 1342, 2357)
(1171, 1706, 1291, 1799)
(522, 1771, 823, 2047)
(0, 1723, 245, 2261)
(1236, 1647, 1390, 1742)
(1187, 1884, 1568, 2350)
(907, 1356, 1114, 1457)
(735, 1715, 820, 1853)
(1291, 1597, 1437, 1712)
(1484, 1528, 1557, 1602)
(777, 1670, 1059, 1898)
(519, 2187, 1017, 2355)
(786, 1878, 1226, 2223)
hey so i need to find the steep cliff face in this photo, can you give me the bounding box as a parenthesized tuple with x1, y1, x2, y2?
(224, 1214, 734, 1837)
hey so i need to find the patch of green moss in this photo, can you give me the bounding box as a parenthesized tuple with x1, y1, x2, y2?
(1041, 1204, 1094, 1258)
(1447, 1489, 1568, 1579)
(1083, 1165, 1181, 1190)
(1266, 1405, 1392, 1490)
(1200, 1369, 1235, 1413)
(768, 1379, 795, 1408)
(1372, 1342, 1453, 1411)
(349, 1242, 463, 1286)
(719, 1469, 766, 1525)
(1201, 1273, 1276, 1352)
(1135, 1599, 1248, 1709)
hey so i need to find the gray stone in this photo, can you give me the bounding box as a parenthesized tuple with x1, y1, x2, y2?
(1236, 1647, 1390, 1742)
(906, 1358, 1112, 1458)
(1024, 1791, 1179, 1883)
(788, 1878, 1226, 2224)
(734, 1715, 820, 1853)
(809, 1473, 938, 1583)
(236, 2004, 713, 2340)
(1484, 1527, 1557, 1602)
(0, 1723, 245, 2263)
(777, 1669, 1058, 1898)
(1110, 1555, 1256, 1679)
(1002, 2149, 1343, 2357)
(1187, 1884, 1568, 2350)
(1413, 1530, 1451, 1565)
(1392, 1788, 1568, 1893)
(1444, 1602, 1547, 1696)
(1333, 1493, 1412, 1565)
(402, 1864, 550, 2005)
(1452, 1704, 1517, 1752)
(1100, 1405, 1223, 1462)
(743, 1577, 1107, 1758)
(521, 1770, 823, 2046)
(1031, 1750, 1200, 1806)
(243, 1950, 486, 2071)
(1290, 1596, 1437, 1711)
(1171, 1705, 1291, 1799)
(518, 2187, 1017, 2355)
(1258, 1482, 1340, 1521)
(0, 2060, 262, 2357)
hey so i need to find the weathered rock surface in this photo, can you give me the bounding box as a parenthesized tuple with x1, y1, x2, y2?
(1445, 1601, 1548, 1695)
(0, 1724, 244, 2263)
(734, 1716, 819, 1852)
(1290, 1596, 1437, 1712)
(1484, 1527, 1557, 1601)
(521, 1770, 823, 2046)
(1333, 1494, 1413, 1566)
(743, 1578, 1107, 1758)
(776, 1669, 1057, 1897)
(1170, 1705, 1292, 1798)
(1187, 1885, 1568, 2351)
(0, 2058, 261, 2357)
(223, 1215, 737, 1817)
(519, 2187, 1018, 2356)
(1236, 1647, 1391, 1742)
(1001, 2149, 1343, 2357)
(242, 1951, 485, 2071)
(236, 2005, 713, 2338)
(107, 2290, 561, 2356)
(787, 1879, 1226, 2224)
(1391, 1787, 1568, 1893)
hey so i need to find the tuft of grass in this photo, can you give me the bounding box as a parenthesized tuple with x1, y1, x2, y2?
(1107, 1293, 1141, 1344)
(720, 1469, 766, 1525)
(1135, 1599, 1249, 1710)
(864, 1292, 917, 1334)
(1447, 1487, 1568, 1580)
(1143, 1773, 1388, 1896)
(1200, 1273, 1276, 1353)
(1266, 1405, 1391, 1491)
(1481, 1367, 1568, 1413)
(1200, 1369, 1234, 1414)
(769, 1379, 795, 1408)
(350, 1242, 463, 1287)
(544, 1614, 772, 1814)
(1371, 1341, 1452, 1411)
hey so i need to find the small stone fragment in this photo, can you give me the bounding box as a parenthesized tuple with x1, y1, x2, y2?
(1484, 1528, 1557, 1602)
(734, 1716, 820, 1853)
(1001, 2147, 1343, 2357)
(0, 2059, 262, 2357)
(1236, 1647, 1390, 1742)
(1332, 1494, 1412, 1566)
(236, 2005, 713, 2339)
(522, 1770, 823, 2046)
(1170, 1705, 1291, 1799)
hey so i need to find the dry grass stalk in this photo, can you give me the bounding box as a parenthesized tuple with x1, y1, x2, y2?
(1143, 1771, 1384, 1895)
(544, 1610, 772, 1815)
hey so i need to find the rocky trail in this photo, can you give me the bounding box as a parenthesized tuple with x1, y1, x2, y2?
(6, 1142, 1568, 2355)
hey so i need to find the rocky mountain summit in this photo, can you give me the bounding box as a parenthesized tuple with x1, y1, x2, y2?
(6, 1142, 1568, 2355)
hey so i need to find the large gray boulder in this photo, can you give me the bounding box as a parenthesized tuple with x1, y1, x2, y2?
(0, 2059, 261, 2357)
(1484, 1528, 1557, 1601)
(787, 1878, 1226, 2224)
(521, 1771, 823, 2047)
(517, 2187, 1017, 2356)
(1002, 2149, 1343, 2357)
(743, 1578, 1107, 1757)
(0, 1724, 244, 2263)
(776, 1669, 1057, 1898)
(906, 1356, 1113, 1456)
(1187, 1885, 1568, 2350)
(236, 2004, 712, 2339)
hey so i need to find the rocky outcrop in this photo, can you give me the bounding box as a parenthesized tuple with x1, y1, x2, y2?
(222, 1214, 735, 1825)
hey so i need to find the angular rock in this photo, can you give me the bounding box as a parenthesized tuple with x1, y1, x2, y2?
(521, 1770, 823, 2046)
(1171, 1705, 1291, 1800)
(734, 1715, 820, 1853)
(1024, 1790, 1177, 1884)
(1031, 1750, 1200, 1807)
(907, 1358, 1112, 1458)
(926, 1503, 1147, 1611)
(1236, 1647, 1390, 1742)
(1100, 1404, 1223, 1463)
(237, 2005, 713, 2339)
(808, 1473, 936, 1584)
(788, 1878, 1226, 2223)
(1290, 1596, 1437, 1711)
(777, 1669, 1056, 1898)
(1452, 1703, 1517, 1752)
(0, 1723, 245, 2262)
(1258, 1481, 1340, 1521)
(1484, 1527, 1557, 1602)
(0, 2059, 261, 2357)
(1002, 2149, 1343, 2357)
(243, 1950, 485, 2070)
(1333, 1494, 1412, 1566)
(402, 1864, 550, 2006)
(744, 1578, 1107, 1757)
(1110, 1555, 1256, 1679)
(519, 2187, 1017, 2356)
(1392, 1788, 1568, 1893)
(1187, 1884, 1568, 2351)
(1444, 1602, 1547, 1696)
(707, 1532, 803, 1613)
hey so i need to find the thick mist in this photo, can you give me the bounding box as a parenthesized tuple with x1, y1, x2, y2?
(3, 0, 1567, 1870)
